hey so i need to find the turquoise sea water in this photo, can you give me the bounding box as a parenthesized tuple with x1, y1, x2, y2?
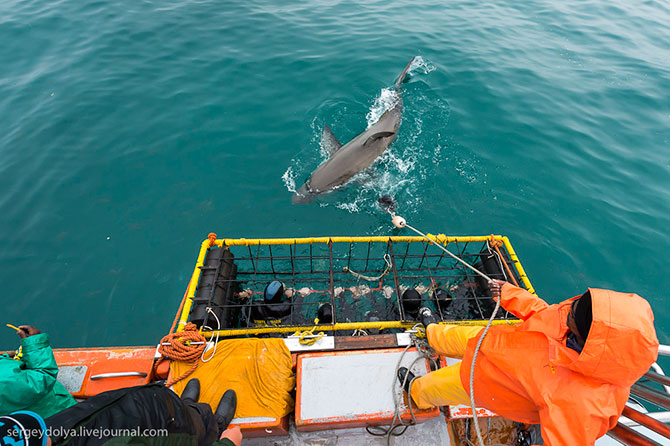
(1, 0, 668, 367)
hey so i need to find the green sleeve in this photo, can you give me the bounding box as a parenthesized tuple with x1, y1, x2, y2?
(211, 439, 236, 446)
(21, 333, 59, 373)
(0, 334, 59, 408)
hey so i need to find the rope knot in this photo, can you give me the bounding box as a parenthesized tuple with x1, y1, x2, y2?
(489, 234, 503, 248)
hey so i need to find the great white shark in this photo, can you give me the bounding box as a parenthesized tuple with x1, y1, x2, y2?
(292, 57, 416, 204)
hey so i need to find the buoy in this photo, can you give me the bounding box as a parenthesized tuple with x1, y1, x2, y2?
(392, 215, 406, 228)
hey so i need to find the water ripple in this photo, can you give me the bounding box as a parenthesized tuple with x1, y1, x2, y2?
(1, 0, 668, 349)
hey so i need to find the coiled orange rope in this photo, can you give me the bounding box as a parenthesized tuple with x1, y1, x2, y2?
(156, 322, 206, 387)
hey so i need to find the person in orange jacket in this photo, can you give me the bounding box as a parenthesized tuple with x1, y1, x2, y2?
(398, 280, 659, 445)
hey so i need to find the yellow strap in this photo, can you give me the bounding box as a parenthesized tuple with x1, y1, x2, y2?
(412, 325, 427, 338)
(293, 319, 326, 345)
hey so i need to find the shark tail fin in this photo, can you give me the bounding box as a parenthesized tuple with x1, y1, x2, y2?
(394, 57, 416, 90)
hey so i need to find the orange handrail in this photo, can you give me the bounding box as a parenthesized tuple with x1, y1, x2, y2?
(621, 406, 670, 438)
(609, 423, 664, 446)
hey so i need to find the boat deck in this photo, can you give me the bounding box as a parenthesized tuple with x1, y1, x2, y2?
(243, 417, 452, 446)
(46, 233, 670, 445)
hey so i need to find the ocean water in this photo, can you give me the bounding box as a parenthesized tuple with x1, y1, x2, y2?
(0, 0, 668, 370)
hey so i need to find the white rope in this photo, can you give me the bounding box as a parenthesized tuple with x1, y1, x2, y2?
(395, 217, 493, 283)
(343, 254, 392, 281)
(468, 296, 502, 446)
(366, 334, 437, 444)
(390, 213, 501, 446)
(201, 307, 220, 363)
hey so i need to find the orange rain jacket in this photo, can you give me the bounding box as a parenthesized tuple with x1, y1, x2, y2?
(460, 283, 659, 445)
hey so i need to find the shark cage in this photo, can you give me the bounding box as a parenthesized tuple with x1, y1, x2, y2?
(177, 234, 535, 338)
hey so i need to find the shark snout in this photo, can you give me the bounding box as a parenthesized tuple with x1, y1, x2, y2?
(292, 185, 315, 204)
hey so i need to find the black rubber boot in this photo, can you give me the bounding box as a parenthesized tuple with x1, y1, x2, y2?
(215, 389, 238, 433)
(397, 367, 416, 394)
(418, 306, 439, 328)
(181, 378, 200, 404)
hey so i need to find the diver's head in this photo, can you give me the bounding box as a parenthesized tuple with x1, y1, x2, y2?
(401, 288, 422, 317)
(317, 303, 333, 323)
(433, 288, 453, 308)
(264, 280, 285, 304)
(377, 195, 396, 213)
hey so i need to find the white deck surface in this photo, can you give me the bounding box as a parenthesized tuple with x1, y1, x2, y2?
(299, 349, 430, 420)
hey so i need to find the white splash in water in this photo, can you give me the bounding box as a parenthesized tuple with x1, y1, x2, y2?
(365, 57, 432, 129)
(432, 139, 443, 166)
(366, 88, 399, 128)
(386, 151, 416, 175)
(313, 118, 331, 160)
(317, 136, 329, 159)
(336, 200, 360, 213)
(455, 158, 479, 184)
(409, 56, 436, 75)
(281, 165, 296, 192)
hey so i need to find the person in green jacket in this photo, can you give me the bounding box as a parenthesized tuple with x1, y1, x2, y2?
(0, 325, 76, 418)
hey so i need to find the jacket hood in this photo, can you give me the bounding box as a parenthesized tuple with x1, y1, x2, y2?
(561, 288, 658, 386)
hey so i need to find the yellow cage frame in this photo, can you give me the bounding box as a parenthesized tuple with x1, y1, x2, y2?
(176, 234, 534, 337)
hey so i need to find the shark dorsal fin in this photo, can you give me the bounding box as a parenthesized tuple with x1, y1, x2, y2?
(364, 131, 396, 146)
(322, 125, 343, 156)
